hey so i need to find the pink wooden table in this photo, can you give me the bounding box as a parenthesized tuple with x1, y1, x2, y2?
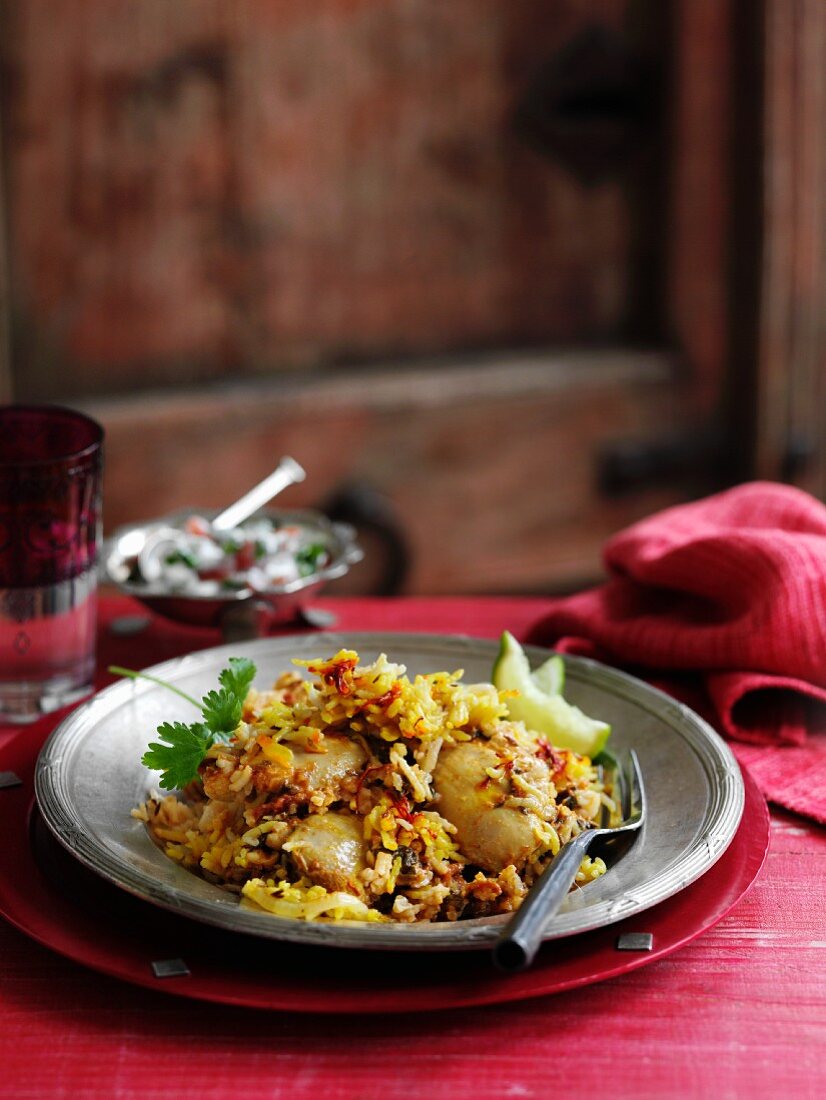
(1, 596, 824, 1098)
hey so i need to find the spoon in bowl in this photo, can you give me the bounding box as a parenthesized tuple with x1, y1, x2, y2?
(211, 456, 306, 531)
(138, 456, 307, 583)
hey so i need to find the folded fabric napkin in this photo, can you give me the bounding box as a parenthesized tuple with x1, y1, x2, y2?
(526, 481, 826, 824)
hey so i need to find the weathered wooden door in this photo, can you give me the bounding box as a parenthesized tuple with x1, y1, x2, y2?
(1, 1, 823, 593)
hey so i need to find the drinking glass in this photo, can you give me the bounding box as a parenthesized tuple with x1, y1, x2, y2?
(0, 406, 104, 722)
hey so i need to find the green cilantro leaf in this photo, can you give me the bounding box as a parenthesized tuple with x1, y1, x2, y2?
(111, 657, 258, 792)
(141, 722, 213, 791)
(164, 548, 199, 570)
(199, 656, 257, 738)
(201, 688, 242, 739)
(219, 656, 257, 702)
(295, 542, 327, 577)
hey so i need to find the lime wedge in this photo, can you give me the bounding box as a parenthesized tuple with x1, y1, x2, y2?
(492, 631, 611, 758)
(531, 653, 565, 695)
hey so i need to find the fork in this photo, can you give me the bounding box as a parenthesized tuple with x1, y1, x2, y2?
(492, 749, 646, 973)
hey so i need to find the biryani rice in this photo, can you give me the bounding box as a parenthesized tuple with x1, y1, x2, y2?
(134, 649, 615, 922)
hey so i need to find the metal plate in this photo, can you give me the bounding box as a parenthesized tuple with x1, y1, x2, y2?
(34, 632, 745, 951)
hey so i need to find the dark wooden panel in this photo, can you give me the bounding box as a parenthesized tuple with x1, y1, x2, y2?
(667, 0, 733, 417)
(81, 349, 693, 595)
(5, 0, 634, 399)
(753, 0, 826, 497)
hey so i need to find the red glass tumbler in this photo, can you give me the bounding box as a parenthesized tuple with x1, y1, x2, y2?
(0, 406, 104, 722)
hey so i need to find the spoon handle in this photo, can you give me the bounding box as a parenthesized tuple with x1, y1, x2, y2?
(493, 830, 594, 973)
(212, 457, 306, 531)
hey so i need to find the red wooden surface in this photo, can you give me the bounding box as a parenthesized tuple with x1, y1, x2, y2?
(1, 596, 825, 1098)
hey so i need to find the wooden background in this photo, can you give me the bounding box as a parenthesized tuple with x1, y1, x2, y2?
(6, 0, 633, 396)
(1, 1, 823, 594)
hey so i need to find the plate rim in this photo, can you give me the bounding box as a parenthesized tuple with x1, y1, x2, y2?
(34, 631, 745, 951)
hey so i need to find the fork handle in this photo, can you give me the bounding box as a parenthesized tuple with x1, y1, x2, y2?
(493, 830, 595, 973)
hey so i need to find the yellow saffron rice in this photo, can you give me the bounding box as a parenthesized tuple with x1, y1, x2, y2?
(134, 650, 615, 922)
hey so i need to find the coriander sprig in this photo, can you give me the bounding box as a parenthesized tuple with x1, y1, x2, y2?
(110, 657, 257, 791)
(142, 721, 214, 792)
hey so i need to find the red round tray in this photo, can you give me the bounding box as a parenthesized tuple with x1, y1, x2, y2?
(0, 723, 769, 1013)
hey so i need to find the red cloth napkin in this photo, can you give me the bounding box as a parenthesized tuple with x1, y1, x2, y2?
(526, 482, 826, 824)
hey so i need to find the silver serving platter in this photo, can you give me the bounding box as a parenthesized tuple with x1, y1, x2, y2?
(35, 633, 744, 952)
(101, 508, 363, 635)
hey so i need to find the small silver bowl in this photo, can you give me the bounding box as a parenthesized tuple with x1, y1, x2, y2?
(101, 508, 363, 638)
